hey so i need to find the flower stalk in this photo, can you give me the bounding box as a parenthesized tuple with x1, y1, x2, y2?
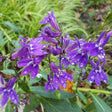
(72, 86, 112, 95)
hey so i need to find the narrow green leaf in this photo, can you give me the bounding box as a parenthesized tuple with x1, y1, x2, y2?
(91, 94, 112, 112)
(78, 91, 88, 104)
(41, 97, 74, 112)
(29, 77, 42, 85)
(24, 95, 40, 112)
(18, 80, 30, 93)
(0, 31, 4, 45)
(5, 103, 14, 112)
(1, 69, 15, 75)
(4, 21, 20, 32)
(30, 86, 75, 99)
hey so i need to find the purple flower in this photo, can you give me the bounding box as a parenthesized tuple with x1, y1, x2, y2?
(88, 60, 108, 86)
(67, 36, 88, 68)
(12, 37, 48, 59)
(50, 62, 74, 89)
(59, 33, 75, 52)
(12, 37, 30, 59)
(44, 26, 60, 38)
(0, 77, 19, 107)
(39, 28, 58, 44)
(39, 11, 60, 31)
(45, 75, 56, 92)
(17, 56, 44, 79)
(83, 31, 112, 61)
(61, 56, 70, 68)
(48, 44, 62, 56)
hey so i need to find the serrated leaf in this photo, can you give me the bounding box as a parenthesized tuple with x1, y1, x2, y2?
(18, 80, 30, 93)
(24, 95, 40, 112)
(30, 86, 75, 99)
(91, 94, 112, 112)
(4, 21, 20, 32)
(0, 31, 4, 45)
(1, 69, 15, 75)
(41, 98, 74, 112)
(5, 103, 14, 112)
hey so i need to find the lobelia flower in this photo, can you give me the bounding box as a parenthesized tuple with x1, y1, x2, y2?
(83, 31, 112, 61)
(39, 11, 60, 31)
(17, 56, 45, 79)
(39, 28, 58, 44)
(61, 56, 70, 68)
(0, 76, 19, 107)
(48, 43, 62, 56)
(67, 36, 88, 68)
(50, 62, 74, 90)
(44, 26, 60, 38)
(12, 37, 48, 59)
(45, 75, 56, 92)
(88, 60, 108, 86)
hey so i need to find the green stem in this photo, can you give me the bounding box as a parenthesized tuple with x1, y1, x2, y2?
(72, 86, 112, 95)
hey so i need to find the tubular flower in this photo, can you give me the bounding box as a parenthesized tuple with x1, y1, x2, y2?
(50, 62, 74, 90)
(12, 37, 48, 59)
(0, 77, 19, 107)
(17, 56, 44, 79)
(67, 36, 88, 68)
(39, 11, 60, 31)
(88, 60, 108, 86)
(45, 75, 56, 92)
(83, 31, 112, 61)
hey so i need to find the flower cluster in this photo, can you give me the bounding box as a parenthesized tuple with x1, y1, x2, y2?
(0, 10, 111, 108)
(0, 76, 18, 107)
(12, 11, 112, 93)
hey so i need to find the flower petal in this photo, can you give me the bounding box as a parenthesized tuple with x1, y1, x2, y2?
(79, 54, 88, 68)
(17, 58, 32, 67)
(1, 92, 10, 107)
(59, 77, 67, 88)
(21, 65, 32, 75)
(90, 47, 98, 56)
(95, 73, 101, 86)
(88, 70, 95, 84)
(10, 89, 19, 105)
(100, 70, 108, 83)
(0, 87, 4, 95)
(31, 65, 39, 79)
(97, 49, 105, 61)
(62, 71, 74, 81)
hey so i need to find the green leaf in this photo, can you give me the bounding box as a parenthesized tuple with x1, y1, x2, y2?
(41, 97, 74, 112)
(91, 94, 112, 112)
(105, 11, 112, 24)
(18, 80, 30, 93)
(30, 86, 75, 99)
(78, 91, 88, 104)
(0, 31, 4, 45)
(107, 85, 112, 90)
(29, 77, 42, 85)
(69, 98, 83, 112)
(5, 103, 14, 112)
(24, 95, 40, 112)
(4, 21, 20, 32)
(1, 69, 15, 75)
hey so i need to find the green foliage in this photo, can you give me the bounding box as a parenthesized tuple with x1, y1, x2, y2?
(24, 95, 40, 112)
(91, 94, 112, 112)
(18, 80, 30, 93)
(30, 86, 75, 99)
(1, 69, 15, 75)
(5, 103, 14, 112)
(0, 0, 86, 55)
